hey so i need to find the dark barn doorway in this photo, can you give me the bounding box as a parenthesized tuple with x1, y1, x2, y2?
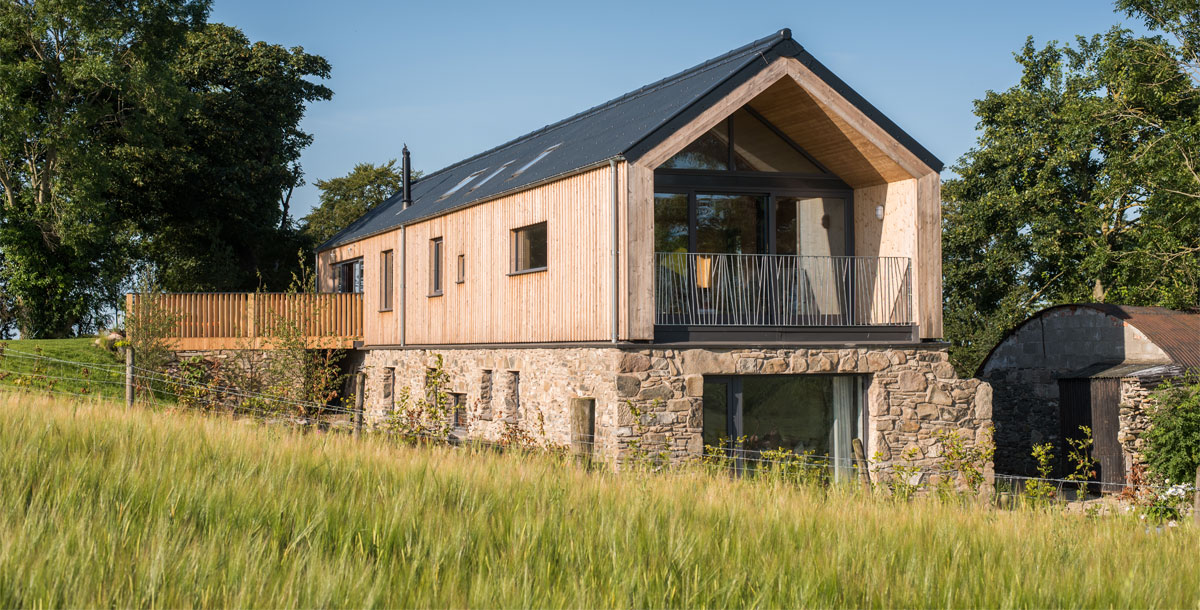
(1058, 378, 1123, 486)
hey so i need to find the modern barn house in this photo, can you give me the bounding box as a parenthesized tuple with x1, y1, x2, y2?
(143, 30, 993, 471)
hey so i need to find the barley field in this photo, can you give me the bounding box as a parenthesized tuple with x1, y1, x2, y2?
(0, 392, 1196, 608)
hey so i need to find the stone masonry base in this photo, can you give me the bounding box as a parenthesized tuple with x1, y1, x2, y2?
(361, 344, 993, 475)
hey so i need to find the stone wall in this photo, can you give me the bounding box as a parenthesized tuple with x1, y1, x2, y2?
(983, 368, 1060, 476)
(980, 306, 1175, 477)
(361, 344, 993, 475)
(167, 348, 363, 412)
(1117, 374, 1173, 481)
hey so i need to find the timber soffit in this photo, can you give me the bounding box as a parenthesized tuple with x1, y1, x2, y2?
(319, 28, 944, 252)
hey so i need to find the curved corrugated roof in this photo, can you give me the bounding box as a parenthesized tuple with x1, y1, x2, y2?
(318, 28, 943, 251)
(979, 304, 1200, 375)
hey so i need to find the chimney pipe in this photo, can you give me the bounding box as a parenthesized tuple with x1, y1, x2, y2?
(401, 145, 413, 209)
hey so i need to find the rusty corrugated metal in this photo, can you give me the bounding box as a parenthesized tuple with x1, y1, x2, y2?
(1086, 304, 1200, 370)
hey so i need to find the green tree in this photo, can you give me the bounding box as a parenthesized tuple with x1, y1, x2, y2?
(302, 161, 417, 245)
(0, 0, 208, 337)
(132, 23, 331, 292)
(944, 6, 1200, 374)
(1143, 377, 1200, 484)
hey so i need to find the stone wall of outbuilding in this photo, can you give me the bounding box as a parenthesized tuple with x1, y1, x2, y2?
(360, 344, 993, 476)
(980, 306, 1176, 477)
(1118, 375, 1170, 481)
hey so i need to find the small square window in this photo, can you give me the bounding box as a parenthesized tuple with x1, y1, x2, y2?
(511, 222, 547, 274)
(456, 253, 466, 284)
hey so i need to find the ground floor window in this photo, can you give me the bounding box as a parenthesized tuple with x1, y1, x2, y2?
(703, 375, 863, 477)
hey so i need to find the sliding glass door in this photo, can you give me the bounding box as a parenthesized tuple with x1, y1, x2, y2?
(703, 375, 863, 479)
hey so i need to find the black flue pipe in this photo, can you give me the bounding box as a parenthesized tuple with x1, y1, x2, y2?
(401, 144, 412, 208)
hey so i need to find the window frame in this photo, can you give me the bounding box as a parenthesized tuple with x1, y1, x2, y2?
(379, 249, 394, 311)
(455, 253, 466, 284)
(331, 257, 364, 294)
(429, 237, 444, 297)
(509, 221, 548, 276)
(653, 186, 854, 257)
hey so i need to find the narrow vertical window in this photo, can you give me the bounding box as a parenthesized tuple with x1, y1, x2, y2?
(511, 222, 547, 274)
(456, 253, 466, 284)
(379, 249, 393, 311)
(383, 367, 395, 412)
(429, 237, 443, 296)
(451, 392, 467, 429)
(478, 369, 494, 421)
(507, 370, 521, 421)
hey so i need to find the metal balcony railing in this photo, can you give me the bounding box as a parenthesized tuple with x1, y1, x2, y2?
(655, 253, 912, 327)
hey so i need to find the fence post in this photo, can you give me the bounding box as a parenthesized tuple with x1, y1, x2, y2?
(851, 437, 871, 491)
(1194, 464, 1199, 527)
(569, 397, 596, 464)
(354, 371, 365, 439)
(125, 346, 134, 409)
(246, 293, 257, 343)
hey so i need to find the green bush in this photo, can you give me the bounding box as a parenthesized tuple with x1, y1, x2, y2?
(1144, 376, 1200, 484)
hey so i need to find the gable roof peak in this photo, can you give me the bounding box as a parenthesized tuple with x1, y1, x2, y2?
(319, 27, 938, 251)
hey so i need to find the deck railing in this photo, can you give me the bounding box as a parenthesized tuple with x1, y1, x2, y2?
(655, 253, 912, 327)
(126, 292, 363, 350)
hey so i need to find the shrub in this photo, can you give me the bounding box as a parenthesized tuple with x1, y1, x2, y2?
(1143, 376, 1200, 485)
(933, 427, 994, 497)
(1065, 425, 1098, 497)
(1024, 442, 1057, 505)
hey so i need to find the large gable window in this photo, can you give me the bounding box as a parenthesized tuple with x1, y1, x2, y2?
(661, 108, 822, 174)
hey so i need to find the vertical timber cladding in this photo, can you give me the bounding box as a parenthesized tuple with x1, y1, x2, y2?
(1058, 378, 1124, 485)
(402, 164, 625, 345)
(316, 230, 401, 344)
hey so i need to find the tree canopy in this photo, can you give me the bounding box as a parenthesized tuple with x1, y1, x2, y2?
(301, 161, 418, 246)
(133, 23, 331, 292)
(0, 0, 331, 337)
(944, 1, 1200, 374)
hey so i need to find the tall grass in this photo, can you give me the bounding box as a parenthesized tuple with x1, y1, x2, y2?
(0, 391, 1196, 608)
(0, 339, 127, 401)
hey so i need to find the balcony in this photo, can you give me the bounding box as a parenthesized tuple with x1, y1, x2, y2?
(654, 253, 913, 342)
(125, 293, 363, 350)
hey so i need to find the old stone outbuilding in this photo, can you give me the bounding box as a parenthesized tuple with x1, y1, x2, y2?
(980, 304, 1200, 484)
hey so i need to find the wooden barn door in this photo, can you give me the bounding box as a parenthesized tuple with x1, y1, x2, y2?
(1058, 378, 1124, 487)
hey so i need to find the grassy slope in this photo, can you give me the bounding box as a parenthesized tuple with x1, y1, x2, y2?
(0, 392, 1197, 608)
(0, 338, 127, 400)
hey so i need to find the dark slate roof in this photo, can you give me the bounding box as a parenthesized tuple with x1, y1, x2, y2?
(319, 28, 943, 251)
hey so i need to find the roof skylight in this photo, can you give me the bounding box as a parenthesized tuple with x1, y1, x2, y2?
(438, 168, 488, 201)
(510, 144, 562, 179)
(468, 161, 514, 193)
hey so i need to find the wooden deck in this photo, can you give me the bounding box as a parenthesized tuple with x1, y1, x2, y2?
(126, 293, 363, 350)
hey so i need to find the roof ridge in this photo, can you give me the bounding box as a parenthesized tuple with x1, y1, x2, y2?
(411, 29, 791, 183)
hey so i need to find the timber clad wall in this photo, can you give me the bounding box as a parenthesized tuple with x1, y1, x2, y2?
(319, 165, 626, 346)
(318, 55, 948, 345)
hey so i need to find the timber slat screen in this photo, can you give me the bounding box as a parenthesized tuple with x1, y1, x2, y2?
(126, 293, 363, 350)
(655, 253, 912, 327)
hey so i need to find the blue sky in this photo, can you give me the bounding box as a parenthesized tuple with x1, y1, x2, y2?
(209, 0, 1148, 219)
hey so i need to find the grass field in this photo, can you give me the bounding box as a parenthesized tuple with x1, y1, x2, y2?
(0, 338, 127, 401)
(0, 391, 1197, 608)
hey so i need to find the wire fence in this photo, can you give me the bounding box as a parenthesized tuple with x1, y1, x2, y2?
(0, 344, 1180, 504)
